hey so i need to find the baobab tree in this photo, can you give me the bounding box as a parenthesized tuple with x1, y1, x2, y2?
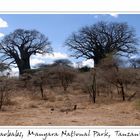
(65, 21, 138, 103)
(0, 29, 52, 75)
(65, 21, 138, 66)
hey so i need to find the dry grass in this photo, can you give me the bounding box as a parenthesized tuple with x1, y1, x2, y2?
(56, 96, 64, 101)
(4, 99, 17, 106)
(0, 87, 139, 126)
(135, 99, 140, 110)
(47, 95, 56, 102)
(28, 103, 38, 108)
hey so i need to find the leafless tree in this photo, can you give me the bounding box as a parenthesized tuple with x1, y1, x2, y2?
(65, 21, 138, 103)
(87, 69, 97, 103)
(36, 59, 75, 91)
(19, 69, 47, 99)
(53, 64, 75, 92)
(0, 29, 52, 75)
(31, 71, 46, 99)
(65, 21, 138, 66)
(59, 69, 75, 91)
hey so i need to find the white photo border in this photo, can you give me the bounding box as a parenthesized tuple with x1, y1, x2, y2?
(0, 0, 139, 140)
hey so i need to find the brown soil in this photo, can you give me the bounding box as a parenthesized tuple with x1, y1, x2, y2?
(0, 90, 139, 126)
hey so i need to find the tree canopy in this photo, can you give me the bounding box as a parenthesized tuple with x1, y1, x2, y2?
(0, 29, 52, 75)
(65, 21, 138, 65)
(53, 59, 73, 67)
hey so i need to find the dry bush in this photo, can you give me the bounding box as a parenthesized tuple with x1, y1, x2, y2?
(19, 73, 32, 89)
(59, 69, 75, 92)
(56, 96, 64, 101)
(40, 65, 77, 92)
(4, 99, 17, 106)
(135, 99, 140, 110)
(19, 70, 49, 99)
(98, 55, 139, 101)
(73, 72, 89, 92)
(31, 71, 46, 99)
(19, 62, 77, 103)
(28, 103, 38, 108)
(0, 77, 12, 110)
(51, 65, 76, 92)
(78, 70, 97, 103)
(96, 68, 109, 95)
(47, 94, 56, 102)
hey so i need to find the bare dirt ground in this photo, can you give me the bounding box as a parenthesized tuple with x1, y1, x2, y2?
(0, 90, 140, 126)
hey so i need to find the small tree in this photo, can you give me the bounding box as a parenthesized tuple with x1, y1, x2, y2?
(54, 65, 75, 92)
(44, 59, 76, 92)
(88, 69, 97, 103)
(0, 63, 11, 110)
(20, 69, 47, 99)
(31, 71, 46, 99)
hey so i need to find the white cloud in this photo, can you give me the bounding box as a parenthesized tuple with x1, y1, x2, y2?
(0, 33, 4, 38)
(30, 52, 69, 67)
(109, 14, 119, 18)
(9, 52, 68, 75)
(30, 58, 45, 66)
(0, 18, 8, 28)
(82, 59, 94, 68)
(72, 62, 78, 68)
(10, 67, 19, 76)
(45, 52, 68, 59)
(93, 14, 119, 19)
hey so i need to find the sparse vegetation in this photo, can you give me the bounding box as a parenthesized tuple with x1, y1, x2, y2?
(135, 99, 140, 110)
(0, 77, 11, 110)
(0, 20, 139, 125)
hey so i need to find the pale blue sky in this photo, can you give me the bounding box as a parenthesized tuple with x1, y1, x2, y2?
(0, 14, 140, 74)
(1, 14, 140, 53)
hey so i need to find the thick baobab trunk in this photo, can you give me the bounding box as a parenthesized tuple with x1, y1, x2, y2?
(17, 57, 31, 75)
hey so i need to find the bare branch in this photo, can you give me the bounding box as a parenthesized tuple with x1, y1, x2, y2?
(65, 21, 138, 65)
